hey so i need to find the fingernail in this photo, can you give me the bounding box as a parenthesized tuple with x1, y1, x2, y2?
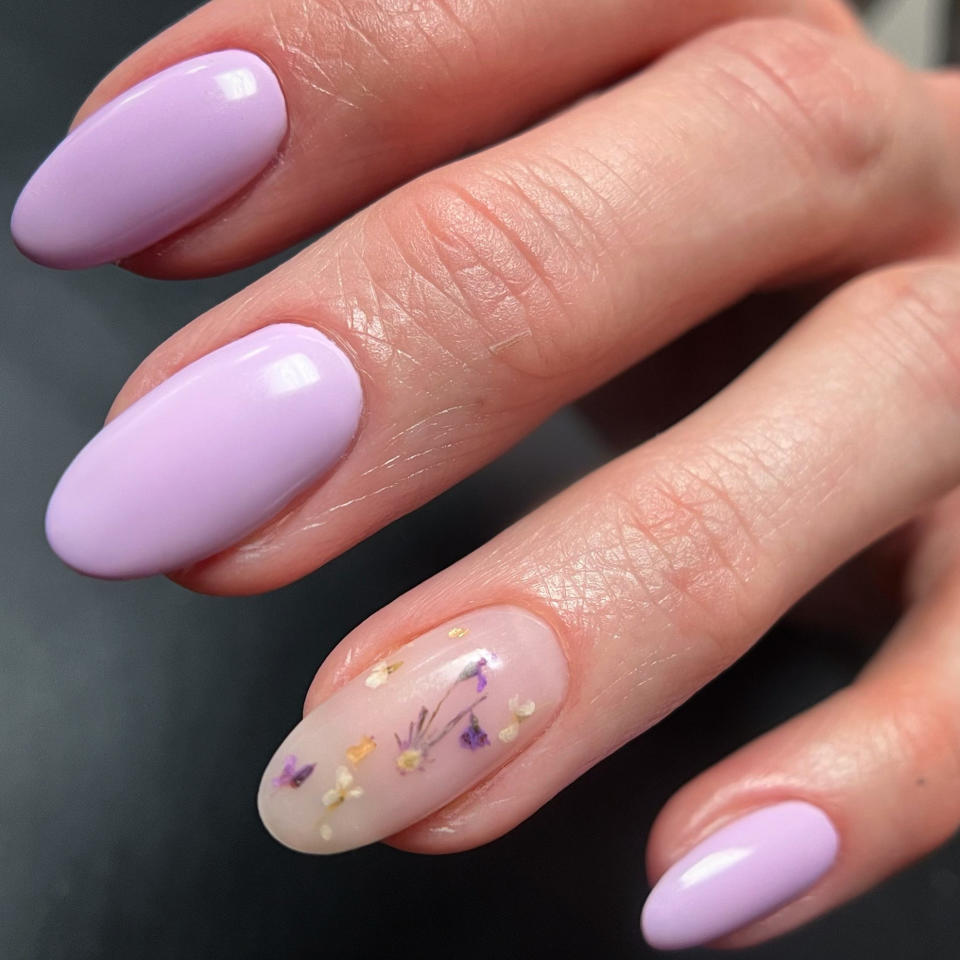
(641, 801, 839, 950)
(11, 50, 286, 269)
(46, 323, 362, 579)
(258, 606, 568, 854)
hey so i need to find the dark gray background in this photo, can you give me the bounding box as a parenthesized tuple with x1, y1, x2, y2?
(3, 2, 959, 958)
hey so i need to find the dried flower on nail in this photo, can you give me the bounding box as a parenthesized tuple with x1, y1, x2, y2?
(272, 754, 316, 788)
(394, 655, 491, 773)
(396, 747, 424, 772)
(459, 712, 490, 750)
(322, 765, 364, 808)
(458, 656, 488, 692)
(498, 695, 536, 743)
(346, 735, 376, 765)
(365, 660, 403, 689)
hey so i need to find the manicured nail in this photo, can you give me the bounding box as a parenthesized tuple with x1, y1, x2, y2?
(46, 324, 362, 579)
(258, 606, 568, 854)
(11, 50, 286, 269)
(641, 801, 839, 950)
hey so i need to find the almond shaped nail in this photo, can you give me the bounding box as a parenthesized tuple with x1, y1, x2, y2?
(11, 50, 286, 269)
(258, 606, 568, 854)
(641, 801, 840, 950)
(46, 323, 362, 579)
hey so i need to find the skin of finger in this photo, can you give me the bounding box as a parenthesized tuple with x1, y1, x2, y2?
(101, 23, 960, 596)
(903, 484, 960, 605)
(289, 259, 960, 853)
(642, 559, 960, 949)
(69, 0, 858, 278)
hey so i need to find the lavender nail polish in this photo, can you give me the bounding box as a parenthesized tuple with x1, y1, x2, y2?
(641, 801, 839, 950)
(46, 324, 362, 579)
(11, 50, 286, 269)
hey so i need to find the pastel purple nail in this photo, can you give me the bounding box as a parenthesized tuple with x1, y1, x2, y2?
(46, 324, 362, 579)
(641, 801, 839, 950)
(11, 50, 286, 269)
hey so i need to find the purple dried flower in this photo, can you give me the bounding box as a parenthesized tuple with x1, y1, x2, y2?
(459, 713, 490, 750)
(458, 657, 488, 692)
(272, 754, 316, 788)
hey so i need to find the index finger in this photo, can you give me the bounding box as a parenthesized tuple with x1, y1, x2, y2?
(12, 0, 855, 275)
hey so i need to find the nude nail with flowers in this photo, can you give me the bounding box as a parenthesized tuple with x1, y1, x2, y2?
(257, 606, 568, 854)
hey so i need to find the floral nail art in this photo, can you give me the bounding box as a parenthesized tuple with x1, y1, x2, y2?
(365, 660, 403, 689)
(259, 607, 567, 855)
(272, 754, 316, 788)
(346, 735, 376, 765)
(393, 655, 492, 773)
(459, 656, 488, 692)
(498, 695, 536, 743)
(459, 712, 490, 750)
(322, 765, 365, 808)
(312, 750, 370, 842)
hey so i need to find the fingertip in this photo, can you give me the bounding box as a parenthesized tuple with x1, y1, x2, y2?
(12, 49, 287, 271)
(640, 801, 839, 951)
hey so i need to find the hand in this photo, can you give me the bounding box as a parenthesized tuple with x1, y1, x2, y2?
(15, 0, 960, 949)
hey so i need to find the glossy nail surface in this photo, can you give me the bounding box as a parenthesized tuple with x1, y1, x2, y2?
(641, 801, 839, 950)
(12, 50, 286, 269)
(258, 606, 568, 854)
(46, 324, 362, 579)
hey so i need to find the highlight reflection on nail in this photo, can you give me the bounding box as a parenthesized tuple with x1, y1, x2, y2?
(257, 606, 567, 854)
(641, 801, 839, 950)
(12, 50, 287, 269)
(45, 323, 362, 579)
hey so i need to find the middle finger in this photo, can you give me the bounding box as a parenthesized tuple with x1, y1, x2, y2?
(46, 19, 960, 590)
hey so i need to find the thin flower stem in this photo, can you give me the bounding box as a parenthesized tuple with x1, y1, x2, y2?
(426, 695, 487, 748)
(424, 681, 457, 739)
(425, 656, 486, 735)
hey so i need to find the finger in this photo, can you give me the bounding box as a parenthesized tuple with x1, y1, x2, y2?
(49, 20, 960, 590)
(256, 254, 960, 860)
(11, 0, 856, 274)
(640, 528, 960, 949)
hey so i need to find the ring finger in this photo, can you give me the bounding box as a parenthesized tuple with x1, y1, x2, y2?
(257, 252, 960, 875)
